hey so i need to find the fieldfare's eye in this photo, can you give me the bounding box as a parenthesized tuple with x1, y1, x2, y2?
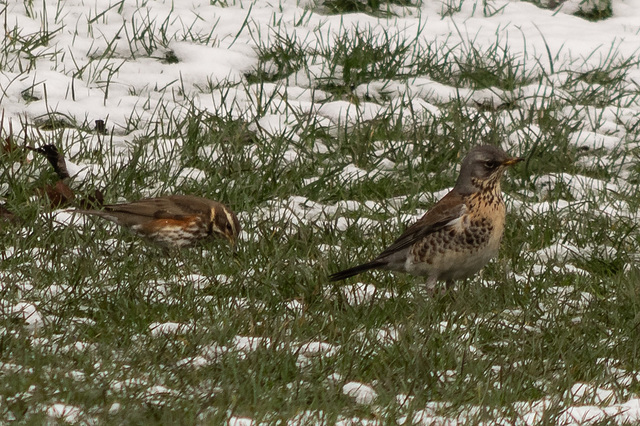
(485, 160, 500, 169)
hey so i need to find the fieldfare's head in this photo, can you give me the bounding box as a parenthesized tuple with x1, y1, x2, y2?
(209, 202, 241, 245)
(455, 145, 523, 193)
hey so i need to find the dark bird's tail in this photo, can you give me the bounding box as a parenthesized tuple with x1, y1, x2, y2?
(26, 144, 70, 180)
(328, 260, 384, 282)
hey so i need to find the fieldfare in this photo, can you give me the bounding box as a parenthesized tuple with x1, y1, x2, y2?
(329, 145, 523, 292)
(71, 195, 240, 248)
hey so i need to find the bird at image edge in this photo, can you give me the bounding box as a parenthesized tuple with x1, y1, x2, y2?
(329, 145, 524, 293)
(71, 195, 240, 248)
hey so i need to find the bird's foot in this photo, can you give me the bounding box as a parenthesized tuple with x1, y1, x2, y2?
(418, 280, 456, 298)
(414, 282, 445, 299)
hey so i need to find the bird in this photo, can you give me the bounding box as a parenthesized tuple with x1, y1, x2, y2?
(70, 195, 241, 248)
(27, 144, 103, 209)
(329, 145, 523, 293)
(26, 144, 72, 180)
(1, 203, 20, 224)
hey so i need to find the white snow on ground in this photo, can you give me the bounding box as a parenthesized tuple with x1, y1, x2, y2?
(149, 321, 194, 336)
(339, 282, 391, 305)
(342, 381, 378, 405)
(228, 417, 255, 426)
(45, 404, 83, 424)
(10, 302, 45, 332)
(3, 0, 640, 423)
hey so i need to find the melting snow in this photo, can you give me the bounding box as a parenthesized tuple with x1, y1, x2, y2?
(11, 302, 45, 332)
(342, 381, 377, 405)
(45, 404, 83, 424)
(149, 322, 194, 336)
(2, 0, 640, 422)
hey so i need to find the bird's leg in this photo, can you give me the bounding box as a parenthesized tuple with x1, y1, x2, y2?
(445, 280, 455, 291)
(421, 278, 453, 298)
(421, 276, 439, 298)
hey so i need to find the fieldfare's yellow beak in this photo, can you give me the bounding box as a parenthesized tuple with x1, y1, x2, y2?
(502, 157, 524, 166)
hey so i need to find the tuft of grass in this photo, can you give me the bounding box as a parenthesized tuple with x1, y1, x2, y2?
(247, 31, 308, 84)
(573, 0, 612, 21)
(322, 0, 416, 16)
(520, 0, 612, 21)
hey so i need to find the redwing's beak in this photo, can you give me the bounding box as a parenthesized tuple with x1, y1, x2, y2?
(211, 226, 236, 246)
(223, 230, 239, 248)
(227, 233, 240, 255)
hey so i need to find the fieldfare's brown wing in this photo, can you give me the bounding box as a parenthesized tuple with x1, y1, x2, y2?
(375, 190, 467, 260)
(329, 190, 467, 282)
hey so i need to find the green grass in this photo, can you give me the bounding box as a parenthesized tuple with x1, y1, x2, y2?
(2, 0, 640, 424)
(520, 0, 613, 21)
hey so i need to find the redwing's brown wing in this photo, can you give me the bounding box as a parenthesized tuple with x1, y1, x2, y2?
(73, 198, 192, 228)
(163, 195, 220, 217)
(375, 191, 467, 259)
(100, 198, 168, 217)
(102, 196, 210, 219)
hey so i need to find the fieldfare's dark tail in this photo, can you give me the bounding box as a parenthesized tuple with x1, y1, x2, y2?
(328, 260, 384, 282)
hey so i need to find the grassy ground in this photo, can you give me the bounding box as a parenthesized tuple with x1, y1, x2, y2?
(2, 0, 640, 424)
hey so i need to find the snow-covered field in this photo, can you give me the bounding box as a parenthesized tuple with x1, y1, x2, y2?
(2, 0, 640, 423)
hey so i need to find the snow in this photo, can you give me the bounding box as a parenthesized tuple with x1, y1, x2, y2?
(149, 322, 194, 336)
(180, 273, 212, 289)
(295, 341, 340, 368)
(144, 385, 179, 406)
(339, 282, 379, 305)
(297, 341, 339, 357)
(45, 404, 83, 424)
(342, 381, 378, 404)
(229, 417, 255, 426)
(3, 0, 640, 423)
(566, 383, 617, 405)
(11, 302, 45, 332)
(285, 299, 305, 315)
(176, 356, 209, 368)
(233, 335, 272, 352)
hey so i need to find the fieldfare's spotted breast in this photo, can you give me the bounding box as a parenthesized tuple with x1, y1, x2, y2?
(71, 195, 240, 248)
(329, 145, 523, 292)
(406, 188, 506, 282)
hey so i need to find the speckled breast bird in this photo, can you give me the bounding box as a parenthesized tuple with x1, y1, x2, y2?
(72, 195, 240, 248)
(329, 145, 523, 292)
